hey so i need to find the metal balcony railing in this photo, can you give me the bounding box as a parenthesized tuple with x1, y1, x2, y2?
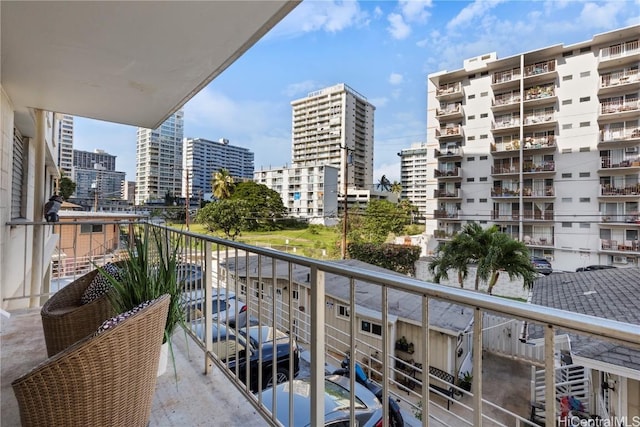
(4, 220, 640, 427)
(600, 39, 639, 61)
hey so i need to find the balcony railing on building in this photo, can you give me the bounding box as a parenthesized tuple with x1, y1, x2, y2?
(435, 81, 463, 99)
(434, 188, 461, 199)
(524, 60, 556, 78)
(599, 126, 640, 144)
(491, 210, 554, 221)
(492, 68, 521, 86)
(600, 183, 640, 197)
(600, 156, 640, 169)
(523, 161, 555, 173)
(601, 238, 640, 253)
(600, 68, 640, 89)
(434, 146, 463, 159)
(433, 209, 460, 219)
(492, 91, 521, 108)
(601, 213, 640, 224)
(434, 167, 461, 179)
(492, 115, 521, 131)
(491, 187, 520, 198)
(436, 103, 463, 119)
(435, 125, 463, 139)
(599, 39, 639, 62)
(600, 98, 639, 116)
(523, 111, 555, 126)
(5, 220, 640, 427)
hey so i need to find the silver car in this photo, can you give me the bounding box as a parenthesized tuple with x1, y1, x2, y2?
(261, 374, 384, 427)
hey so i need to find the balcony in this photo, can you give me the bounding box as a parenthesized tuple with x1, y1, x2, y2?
(522, 161, 555, 174)
(523, 85, 556, 107)
(599, 156, 640, 172)
(433, 209, 460, 219)
(491, 188, 520, 198)
(492, 116, 520, 132)
(599, 98, 639, 121)
(435, 82, 463, 101)
(434, 167, 461, 179)
(601, 214, 640, 225)
(436, 103, 463, 120)
(434, 146, 463, 160)
(3, 220, 640, 426)
(491, 68, 521, 90)
(599, 126, 640, 147)
(599, 68, 640, 95)
(600, 183, 640, 198)
(435, 125, 463, 140)
(599, 39, 640, 66)
(523, 111, 556, 130)
(600, 238, 640, 253)
(491, 92, 521, 113)
(434, 189, 461, 199)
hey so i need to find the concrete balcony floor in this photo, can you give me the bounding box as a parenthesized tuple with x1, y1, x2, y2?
(1, 307, 265, 427)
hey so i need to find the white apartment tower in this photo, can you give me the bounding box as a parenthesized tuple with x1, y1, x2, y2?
(55, 114, 74, 176)
(425, 25, 639, 272)
(135, 110, 184, 204)
(254, 164, 339, 225)
(291, 84, 375, 193)
(399, 143, 430, 220)
(183, 138, 254, 198)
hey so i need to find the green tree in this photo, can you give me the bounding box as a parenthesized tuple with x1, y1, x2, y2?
(428, 236, 471, 288)
(361, 199, 409, 244)
(58, 175, 76, 200)
(212, 168, 234, 200)
(478, 232, 537, 295)
(195, 199, 249, 240)
(391, 181, 402, 195)
(230, 181, 286, 231)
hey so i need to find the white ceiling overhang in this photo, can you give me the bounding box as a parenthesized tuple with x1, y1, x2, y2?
(1, 1, 300, 135)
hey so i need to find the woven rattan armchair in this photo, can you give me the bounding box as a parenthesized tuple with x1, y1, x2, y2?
(13, 294, 170, 427)
(41, 268, 116, 357)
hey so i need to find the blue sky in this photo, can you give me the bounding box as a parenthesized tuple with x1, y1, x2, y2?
(74, 0, 640, 183)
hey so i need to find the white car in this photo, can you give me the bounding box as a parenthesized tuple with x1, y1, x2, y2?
(183, 288, 245, 323)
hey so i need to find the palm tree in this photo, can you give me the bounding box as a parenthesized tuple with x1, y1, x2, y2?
(428, 236, 470, 288)
(212, 168, 234, 200)
(376, 175, 391, 192)
(458, 223, 499, 290)
(477, 232, 537, 295)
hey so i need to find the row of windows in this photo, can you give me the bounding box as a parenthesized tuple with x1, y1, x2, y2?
(336, 304, 382, 336)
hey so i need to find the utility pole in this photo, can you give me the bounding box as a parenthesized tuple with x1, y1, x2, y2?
(185, 171, 190, 231)
(341, 145, 351, 259)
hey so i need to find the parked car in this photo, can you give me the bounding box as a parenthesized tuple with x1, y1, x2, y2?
(576, 265, 617, 272)
(531, 257, 552, 275)
(261, 374, 385, 427)
(183, 288, 245, 323)
(177, 262, 204, 290)
(192, 322, 299, 392)
(332, 356, 404, 426)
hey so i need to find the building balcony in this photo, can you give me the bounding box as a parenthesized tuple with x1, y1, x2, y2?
(434, 188, 461, 199)
(435, 82, 463, 101)
(435, 125, 464, 140)
(491, 188, 520, 198)
(434, 167, 462, 179)
(3, 220, 640, 427)
(434, 146, 463, 160)
(599, 99, 639, 121)
(599, 68, 640, 95)
(433, 209, 460, 219)
(436, 103, 463, 120)
(492, 117, 521, 132)
(523, 60, 556, 83)
(523, 112, 556, 130)
(491, 68, 521, 90)
(600, 183, 640, 197)
(523, 186, 555, 198)
(599, 127, 640, 147)
(522, 161, 556, 174)
(491, 165, 520, 177)
(432, 229, 457, 240)
(600, 238, 640, 253)
(491, 210, 554, 221)
(599, 39, 640, 67)
(599, 156, 640, 172)
(523, 85, 556, 107)
(600, 214, 640, 225)
(491, 92, 521, 113)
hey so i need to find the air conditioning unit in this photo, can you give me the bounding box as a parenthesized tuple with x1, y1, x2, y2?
(625, 146, 638, 153)
(613, 255, 628, 264)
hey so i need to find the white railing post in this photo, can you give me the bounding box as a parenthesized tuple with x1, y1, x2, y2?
(544, 325, 556, 424)
(204, 240, 213, 374)
(473, 307, 483, 426)
(310, 266, 325, 427)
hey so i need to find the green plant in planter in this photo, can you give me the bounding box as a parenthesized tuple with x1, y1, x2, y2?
(458, 371, 473, 392)
(99, 228, 186, 374)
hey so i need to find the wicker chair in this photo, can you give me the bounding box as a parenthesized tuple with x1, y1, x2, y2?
(41, 268, 116, 357)
(13, 294, 170, 427)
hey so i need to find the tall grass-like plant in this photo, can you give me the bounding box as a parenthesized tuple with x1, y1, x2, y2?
(98, 227, 186, 375)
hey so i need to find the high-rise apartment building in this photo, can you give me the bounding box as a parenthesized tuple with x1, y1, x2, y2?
(425, 25, 639, 271)
(400, 143, 430, 219)
(183, 138, 254, 198)
(55, 114, 74, 176)
(72, 149, 126, 208)
(291, 84, 375, 193)
(135, 110, 184, 204)
(254, 164, 339, 225)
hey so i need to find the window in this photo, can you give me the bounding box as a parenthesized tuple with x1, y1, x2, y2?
(466, 178, 475, 182)
(579, 147, 590, 153)
(468, 115, 476, 120)
(480, 92, 488, 97)
(361, 320, 382, 336)
(562, 75, 573, 81)
(479, 155, 488, 160)
(11, 128, 26, 219)
(562, 99, 572, 105)
(579, 222, 590, 228)
(562, 148, 572, 153)
(562, 222, 572, 228)
(80, 224, 103, 233)
(579, 197, 590, 203)
(562, 173, 572, 178)
(466, 198, 475, 203)
(480, 71, 489, 76)
(562, 124, 573, 130)
(337, 304, 350, 319)
(479, 198, 487, 203)
(479, 177, 488, 181)
(480, 113, 488, 118)
(468, 94, 476, 100)
(580, 71, 590, 77)
(467, 157, 475, 161)
(480, 134, 488, 139)
(579, 96, 590, 102)
(579, 47, 591, 53)
(562, 197, 572, 202)
(579, 172, 590, 177)
(563, 51, 574, 57)
(467, 136, 475, 141)
(579, 121, 590, 128)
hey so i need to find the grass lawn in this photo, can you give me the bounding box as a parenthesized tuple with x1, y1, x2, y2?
(178, 223, 342, 259)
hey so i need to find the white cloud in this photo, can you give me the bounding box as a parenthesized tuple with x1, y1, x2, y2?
(389, 73, 404, 85)
(283, 80, 320, 98)
(577, 1, 627, 29)
(446, 0, 505, 31)
(373, 6, 383, 19)
(399, 0, 432, 23)
(387, 13, 411, 39)
(271, 0, 369, 38)
(369, 97, 389, 108)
